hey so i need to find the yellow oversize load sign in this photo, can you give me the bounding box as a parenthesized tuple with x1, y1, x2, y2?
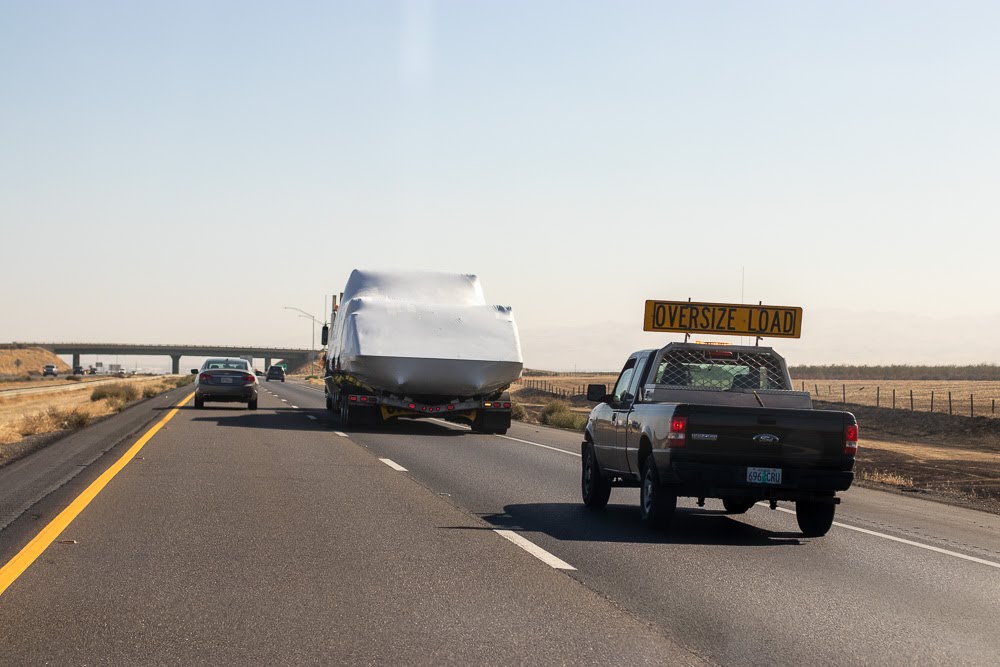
(643, 300, 803, 338)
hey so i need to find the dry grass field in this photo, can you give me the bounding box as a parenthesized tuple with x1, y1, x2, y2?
(0, 377, 186, 457)
(792, 378, 1000, 417)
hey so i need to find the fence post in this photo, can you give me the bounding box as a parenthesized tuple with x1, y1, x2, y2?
(931, 391, 934, 412)
(842, 384, 846, 403)
(971, 394, 974, 418)
(910, 389, 914, 411)
(993, 399, 995, 415)
(892, 389, 896, 410)
(948, 391, 952, 415)
(815, 383, 819, 395)
(876, 387, 880, 407)
(801, 381, 805, 392)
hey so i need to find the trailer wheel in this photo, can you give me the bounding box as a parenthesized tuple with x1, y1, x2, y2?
(581, 444, 611, 509)
(722, 497, 757, 514)
(795, 500, 836, 537)
(325, 393, 335, 412)
(639, 457, 676, 528)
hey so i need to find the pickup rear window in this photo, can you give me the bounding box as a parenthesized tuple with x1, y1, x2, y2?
(652, 348, 790, 391)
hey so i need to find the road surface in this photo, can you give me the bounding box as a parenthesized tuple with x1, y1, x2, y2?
(1, 380, 998, 665)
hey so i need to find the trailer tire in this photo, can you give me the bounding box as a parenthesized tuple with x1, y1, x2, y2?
(796, 499, 835, 537)
(325, 393, 335, 412)
(722, 497, 757, 514)
(639, 457, 676, 529)
(581, 444, 611, 509)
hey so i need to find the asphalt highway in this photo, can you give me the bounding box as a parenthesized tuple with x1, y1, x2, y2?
(1, 380, 998, 665)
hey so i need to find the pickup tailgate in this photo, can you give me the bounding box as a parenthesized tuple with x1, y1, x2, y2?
(677, 404, 853, 470)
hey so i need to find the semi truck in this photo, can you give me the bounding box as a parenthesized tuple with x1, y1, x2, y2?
(321, 270, 523, 433)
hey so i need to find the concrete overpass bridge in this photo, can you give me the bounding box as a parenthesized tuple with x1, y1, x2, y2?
(15, 343, 316, 374)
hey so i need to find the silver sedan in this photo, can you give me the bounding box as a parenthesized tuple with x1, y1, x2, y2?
(192, 358, 259, 410)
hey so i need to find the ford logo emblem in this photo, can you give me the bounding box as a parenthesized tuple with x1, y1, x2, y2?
(753, 433, 780, 445)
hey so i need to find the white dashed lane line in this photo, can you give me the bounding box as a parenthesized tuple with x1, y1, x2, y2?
(334, 431, 348, 437)
(494, 530, 576, 570)
(379, 458, 408, 472)
(307, 415, 318, 421)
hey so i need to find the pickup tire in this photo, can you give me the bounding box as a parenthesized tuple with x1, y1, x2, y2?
(581, 444, 611, 509)
(639, 457, 676, 528)
(795, 500, 836, 537)
(722, 497, 757, 514)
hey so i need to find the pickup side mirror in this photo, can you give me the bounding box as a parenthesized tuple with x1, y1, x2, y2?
(587, 384, 610, 402)
(190, 369, 198, 375)
(321, 325, 329, 346)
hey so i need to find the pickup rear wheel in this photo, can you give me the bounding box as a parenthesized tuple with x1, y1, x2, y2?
(722, 497, 757, 514)
(795, 500, 836, 537)
(639, 457, 676, 528)
(581, 445, 611, 509)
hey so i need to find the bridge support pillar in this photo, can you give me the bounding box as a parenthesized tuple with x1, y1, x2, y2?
(265, 357, 272, 369)
(170, 355, 181, 375)
(72, 353, 80, 370)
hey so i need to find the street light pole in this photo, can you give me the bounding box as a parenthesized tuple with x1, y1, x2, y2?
(283, 306, 321, 349)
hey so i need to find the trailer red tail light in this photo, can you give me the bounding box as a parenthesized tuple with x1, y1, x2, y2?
(447, 405, 455, 411)
(349, 395, 358, 402)
(408, 403, 416, 409)
(667, 416, 688, 447)
(503, 402, 511, 408)
(845, 423, 859, 456)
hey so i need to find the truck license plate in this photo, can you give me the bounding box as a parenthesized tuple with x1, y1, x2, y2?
(747, 467, 782, 485)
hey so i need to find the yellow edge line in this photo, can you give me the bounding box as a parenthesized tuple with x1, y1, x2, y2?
(0, 391, 194, 598)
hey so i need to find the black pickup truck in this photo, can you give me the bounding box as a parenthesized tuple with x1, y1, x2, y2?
(582, 343, 858, 537)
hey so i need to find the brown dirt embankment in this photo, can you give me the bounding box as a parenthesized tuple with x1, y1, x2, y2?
(0, 346, 70, 375)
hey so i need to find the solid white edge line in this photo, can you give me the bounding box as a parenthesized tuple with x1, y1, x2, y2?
(290, 405, 299, 409)
(334, 431, 349, 437)
(494, 530, 576, 570)
(496, 434, 581, 458)
(306, 415, 318, 420)
(379, 458, 408, 472)
(765, 504, 1000, 570)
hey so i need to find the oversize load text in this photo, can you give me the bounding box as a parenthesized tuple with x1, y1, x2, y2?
(643, 301, 802, 338)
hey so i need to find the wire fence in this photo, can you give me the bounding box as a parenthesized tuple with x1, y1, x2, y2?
(517, 375, 1000, 419)
(803, 381, 1000, 418)
(516, 378, 589, 399)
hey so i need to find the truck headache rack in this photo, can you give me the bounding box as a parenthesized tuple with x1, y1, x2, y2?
(653, 347, 791, 391)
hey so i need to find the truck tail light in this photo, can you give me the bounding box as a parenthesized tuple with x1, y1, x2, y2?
(667, 416, 688, 447)
(844, 423, 859, 456)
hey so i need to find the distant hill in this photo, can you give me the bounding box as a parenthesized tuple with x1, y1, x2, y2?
(0, 346, 71, 375)
(790, 364, 1000, 381)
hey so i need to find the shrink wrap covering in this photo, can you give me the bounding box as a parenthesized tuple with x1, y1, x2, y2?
(331, 270, 523, 397)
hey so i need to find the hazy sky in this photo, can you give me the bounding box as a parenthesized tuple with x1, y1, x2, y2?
(3, 1, 999, 372)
